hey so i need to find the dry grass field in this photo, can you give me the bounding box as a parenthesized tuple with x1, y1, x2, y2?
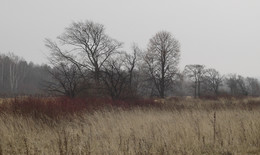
(0, 97, 260, 154)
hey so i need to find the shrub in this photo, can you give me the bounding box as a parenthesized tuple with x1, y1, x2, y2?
(0, 97, 157, 118)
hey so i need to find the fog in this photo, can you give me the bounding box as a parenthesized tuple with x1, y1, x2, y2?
(0, 0, 260, 77)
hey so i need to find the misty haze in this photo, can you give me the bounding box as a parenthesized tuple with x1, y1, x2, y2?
(0, 0, 260, 154)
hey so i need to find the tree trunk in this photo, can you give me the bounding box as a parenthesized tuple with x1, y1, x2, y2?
(198, 80, 201, 97)
(194, 81, 197, 98)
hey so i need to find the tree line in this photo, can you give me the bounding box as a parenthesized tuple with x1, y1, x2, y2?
(0, 53, 50, 96)
(1, 20, 260, 99)
(183, 65, 260, 98)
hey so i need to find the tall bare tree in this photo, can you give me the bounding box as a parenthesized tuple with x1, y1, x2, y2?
(143, 31, 180, 98)
(226, 74, 248, 96)
(226, 74, 238, 95)
(246, 77, 260, 96)
(203, 68, 223, 95)
(122, 44, 140, 95)
(237, 75, 248, 96)
(100, 45, 139, 99)
(184, 64, 205, 98)
(45, 20, 122, 86)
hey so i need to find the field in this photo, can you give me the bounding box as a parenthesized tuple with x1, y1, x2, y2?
(1, 97, 260, 154)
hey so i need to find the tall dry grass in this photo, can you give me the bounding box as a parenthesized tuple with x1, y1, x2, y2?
(0, 97, 260, 154)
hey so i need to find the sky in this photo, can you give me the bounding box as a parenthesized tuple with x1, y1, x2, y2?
(0, 0, 260, 77)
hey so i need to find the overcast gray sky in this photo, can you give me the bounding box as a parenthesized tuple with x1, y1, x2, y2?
(0, 0, 260, 77)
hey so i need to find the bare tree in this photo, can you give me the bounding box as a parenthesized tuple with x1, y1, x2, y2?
(0, 55, 11, 93)
(226, 74, 248, 96)
(203, 68, 223, 95)
(100, 46, 139, 99)
(237, 75, 248, 96)
(184, 64, 205, 98)
(122, 44, 140, 96)
(6, 53, 28, 93)
(142, 31, 180, 98)
(45, 20, 122, 87)
(100, 55, 128, 99)
(246, 77, 260, 96)
(226, 74, 238, 95)
(43, 62, 87, 98)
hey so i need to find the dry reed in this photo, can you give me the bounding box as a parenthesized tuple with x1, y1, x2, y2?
(0, 97, 260, 154)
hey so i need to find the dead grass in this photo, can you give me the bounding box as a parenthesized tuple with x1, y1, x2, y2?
(0, 97, 260, 154)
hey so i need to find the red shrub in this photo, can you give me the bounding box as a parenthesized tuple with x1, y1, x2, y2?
(0, 97, 157, 118)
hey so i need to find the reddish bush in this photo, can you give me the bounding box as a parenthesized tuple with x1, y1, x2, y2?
(0, 97, 157, 118)
(199, 95, 219, 101)
(242, 99, 260, 110)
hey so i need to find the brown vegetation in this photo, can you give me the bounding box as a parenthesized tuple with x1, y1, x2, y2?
(0, 97, 260, 154)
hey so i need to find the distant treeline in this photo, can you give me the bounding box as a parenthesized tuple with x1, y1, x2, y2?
(0, 53, 50, 97)
(0, 52, 259, 98)
(1, 20, 260, 99)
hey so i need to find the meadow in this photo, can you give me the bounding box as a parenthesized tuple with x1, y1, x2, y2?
(0, 97, 260, 154)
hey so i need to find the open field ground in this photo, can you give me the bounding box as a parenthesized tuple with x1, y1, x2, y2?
(1, 97, 260, 154)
